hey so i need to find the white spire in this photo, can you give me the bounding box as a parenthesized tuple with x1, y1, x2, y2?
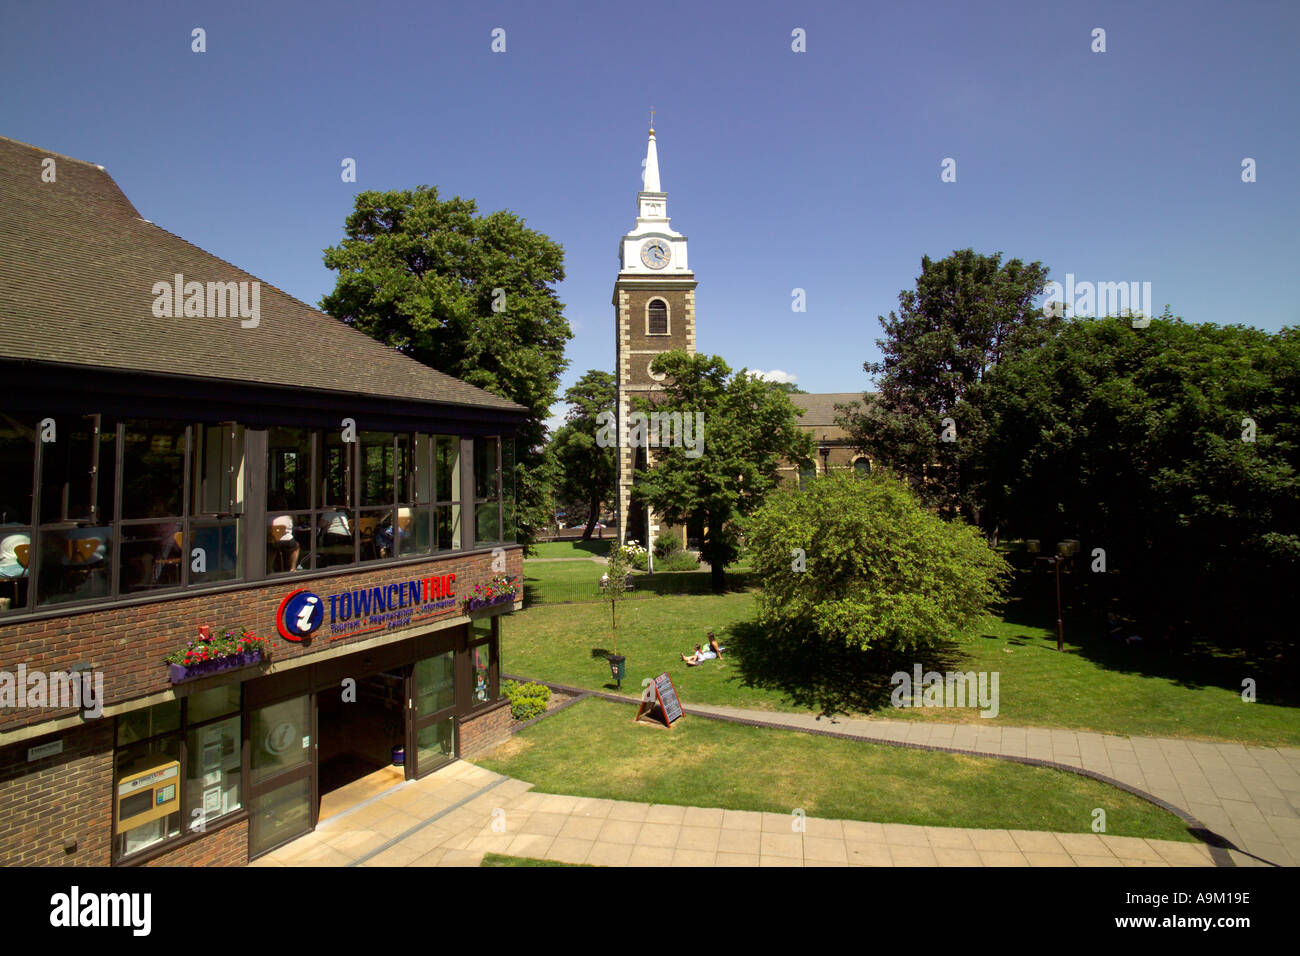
(643, 127, 661, 193)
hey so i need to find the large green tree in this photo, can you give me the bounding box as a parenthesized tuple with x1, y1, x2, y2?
(972, 313, 1299, 658)
(840, 249, 1054, 523)
(549, 370, 616, 539)
(319, 186, 572, 547)
(745, 470, 1009, 659)
(630, 351, 814, 592)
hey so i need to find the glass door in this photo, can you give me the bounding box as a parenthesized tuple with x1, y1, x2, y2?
(409, 650, 456, 778)
(246, 693, 315, 857)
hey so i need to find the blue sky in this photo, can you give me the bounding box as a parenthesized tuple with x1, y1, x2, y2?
(4, 0, 1297, 425)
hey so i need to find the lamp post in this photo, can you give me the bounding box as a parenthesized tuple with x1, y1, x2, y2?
(646, 503, 654, 574)
(1030, 539, 1073, 651)
(1053, 553, 1064, 652)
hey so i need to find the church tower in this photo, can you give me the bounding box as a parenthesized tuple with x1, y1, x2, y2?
(613, 122, 696, 546)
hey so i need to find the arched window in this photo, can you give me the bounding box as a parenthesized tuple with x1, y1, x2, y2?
(798, 459, 816, 491)
(647, 299, 668, 335)
(853, 457, 871, 477)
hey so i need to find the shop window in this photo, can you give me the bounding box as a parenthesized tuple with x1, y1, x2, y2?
(118, 420, 186, 595)
(114, 736, 182, 860)
(0, 413, 35, 614)
(35, 415, 115, 607)
(473, 436, 502, 548)
(249, 776, 311, 859)
(434, 436, 462, 552)
(358, 431, 397, 563)
(249, 695, 312, 785)
(415, 651, 456, 715)
(112, 687, 243, 863)
(38, 414, 114, 525)
(315, 431, 355, 568)
(468, 617, 499, 707)
(186, 715, 241, 831)
(414, 719, 455, 774)
(501, 437, 516, 545)
(267, 427, 312, 575)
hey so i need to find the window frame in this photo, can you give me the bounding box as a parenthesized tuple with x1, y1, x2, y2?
(646, 297, 670, 336)
(110, 687, 245, 865)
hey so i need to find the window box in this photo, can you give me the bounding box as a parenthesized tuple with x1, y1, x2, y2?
(168, 648, 265, 685)
(465, 593, 514, 613)
(465, 574, 518, 613)
(170, 647, 266, 686)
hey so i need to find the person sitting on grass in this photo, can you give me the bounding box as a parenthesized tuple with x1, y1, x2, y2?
(681, 633, 724, 666)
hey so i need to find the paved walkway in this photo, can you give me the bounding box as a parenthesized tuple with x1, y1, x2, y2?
(682, 703, 1300, 868)
(252, 761, 1215, 868)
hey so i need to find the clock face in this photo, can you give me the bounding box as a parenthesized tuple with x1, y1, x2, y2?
(640, 239, 671, 270)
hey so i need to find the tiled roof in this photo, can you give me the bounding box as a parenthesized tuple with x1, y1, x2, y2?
(0, 135, 525, 413)
(790, 391, 873, 426)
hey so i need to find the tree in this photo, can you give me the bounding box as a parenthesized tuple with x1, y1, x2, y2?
(839, 249, 1054, 523)
(631, 351, 814, 592)
(549, 370, 616, 539)
(604, 541, 636, 657)
(744, 471, 1009, 659)
(319, 186, 572, 548)
(971, 313, 1299, 659)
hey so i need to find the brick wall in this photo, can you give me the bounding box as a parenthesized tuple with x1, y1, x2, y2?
(0, 721, 113, 866)
(0, 547, 523, 734)
(142, 818, 247, 867)
(458, 699, 513, 759)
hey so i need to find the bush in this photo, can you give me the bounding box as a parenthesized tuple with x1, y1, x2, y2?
(654, 530, 683, 558)
(655, 550, 699, 572)
(743, 471, 1010, 659)
(502, 679, 552, 721)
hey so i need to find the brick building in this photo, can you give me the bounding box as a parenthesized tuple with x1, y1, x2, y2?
(781, 392, 878, 488)
(0, 135, 526, 866)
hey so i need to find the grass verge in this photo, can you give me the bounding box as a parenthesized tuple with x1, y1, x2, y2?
(476, 697, 1198, 842)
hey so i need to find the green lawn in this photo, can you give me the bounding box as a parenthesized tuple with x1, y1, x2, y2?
(506, 588, 782, 700)
(522, 557, 751, 607)
(503, 585, 1300, 747)
(528, 540, 612, 559)
(476, 697, 1197, 841)
(480, 853, 590, 867)
(522, 559, 621, 605)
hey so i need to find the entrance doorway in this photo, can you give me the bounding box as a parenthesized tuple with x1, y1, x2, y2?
(316, 667, 408, 820)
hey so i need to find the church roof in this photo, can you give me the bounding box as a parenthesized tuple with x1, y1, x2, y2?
(790, 392, 873, 424)
(789, 392, 875, 441)
(0, 135, 525, 414)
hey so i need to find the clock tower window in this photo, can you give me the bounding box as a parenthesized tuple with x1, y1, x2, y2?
(647, 299, 669, 335)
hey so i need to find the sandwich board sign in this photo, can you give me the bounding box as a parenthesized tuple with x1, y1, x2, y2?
(635, 672, 683, 728)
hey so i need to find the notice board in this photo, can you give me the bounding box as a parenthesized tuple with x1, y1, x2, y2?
(635, 672, 683, 728)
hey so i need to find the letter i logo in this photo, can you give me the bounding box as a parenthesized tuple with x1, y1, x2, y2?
(277, 589, 324, 641)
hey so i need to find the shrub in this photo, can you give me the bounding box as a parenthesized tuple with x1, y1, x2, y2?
(655, 550, 699, 572)
(502, 679, 552, 721)
(654, 530, 683, 558)
(744, 471, 1010, 659)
